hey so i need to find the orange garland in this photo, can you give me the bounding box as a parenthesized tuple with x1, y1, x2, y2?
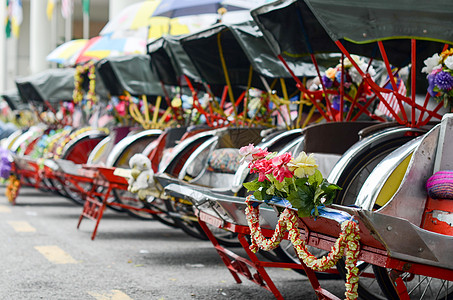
(5, 175, 20, 203)
(245, 196, 360, 300)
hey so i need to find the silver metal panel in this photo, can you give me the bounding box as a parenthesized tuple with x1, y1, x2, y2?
(356, 136, 422, 210)
(359, 209, 453, 270)
(434, 113, 453, 172)
(105, 129, 162, 167)
(379, 126, 439, 225)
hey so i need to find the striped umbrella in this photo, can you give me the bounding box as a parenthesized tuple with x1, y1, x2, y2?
(73, 35, 147, 64)
(46, 39, 88, 65)
(100, 0, 161, 35)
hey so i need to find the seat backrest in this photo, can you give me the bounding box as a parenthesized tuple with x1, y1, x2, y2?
(302, 121, 378, 154)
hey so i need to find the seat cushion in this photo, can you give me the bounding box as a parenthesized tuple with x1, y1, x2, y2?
(208, 148, 241, 174)
(427, 171, 453, 200)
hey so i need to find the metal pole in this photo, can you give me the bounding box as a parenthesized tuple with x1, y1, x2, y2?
(83, 10, 89, 39)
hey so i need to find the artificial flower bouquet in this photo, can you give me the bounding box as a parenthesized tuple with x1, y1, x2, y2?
(321, 55, 375, 112)
(239, 144, 341, 218)
(423, 49, 453, 108)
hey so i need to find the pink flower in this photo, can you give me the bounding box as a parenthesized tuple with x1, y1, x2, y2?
(239, 144, 269, 164)
(272, 165, 292, 182)
(270, 153, 294, 182)
(271, 153, 292, 167)
(253, 148, 269, 160)
(249, 158, 273, 182)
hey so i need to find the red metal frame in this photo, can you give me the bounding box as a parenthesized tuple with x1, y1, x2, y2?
(334, 40, 447, 128)
(278, 39, 449, 128)
(196, 204, 453, 299)
(74, 166, 163, 240)
(196, 209, 340, 299)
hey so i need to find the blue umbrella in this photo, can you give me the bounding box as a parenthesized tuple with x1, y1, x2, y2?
(152, 0, 246, 18)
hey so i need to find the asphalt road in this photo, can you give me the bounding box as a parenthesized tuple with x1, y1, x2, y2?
(0, 185, 346, 300)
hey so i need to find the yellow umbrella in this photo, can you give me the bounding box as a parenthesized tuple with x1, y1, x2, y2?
(46, 39, 88, 65)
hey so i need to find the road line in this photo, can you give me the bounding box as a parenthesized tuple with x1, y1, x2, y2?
(88, 290, 133, 300)
(34, 245, 78, 264)
(0, 205, 11, 213)
(7, 221, 36, 232)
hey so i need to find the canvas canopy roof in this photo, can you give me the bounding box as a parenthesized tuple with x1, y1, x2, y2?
(147, 35, 202, 85)
(1, 89, 27, 110)
(304, 0, 453, 45)
(97, 55, 164, 97)
(251, 0, 447, 68)
(15, 68, 76, 103)
(180, 21, 318, 93)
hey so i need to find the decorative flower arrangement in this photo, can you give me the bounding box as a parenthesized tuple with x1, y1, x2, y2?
(422, 49, 453, 108)
(321, 55, 375, 112)
(73, 61, 97, 107)
(5, 174, 20, 203)
(239, 144, 341, 217)
(42, 129, 71, 159)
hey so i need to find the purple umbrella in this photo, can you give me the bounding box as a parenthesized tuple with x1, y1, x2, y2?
(152, 0, 246, 18)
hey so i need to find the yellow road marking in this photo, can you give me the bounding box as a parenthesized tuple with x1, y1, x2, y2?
(88, 290, 133, 300)
(7, 221, 36, 232)
(34, 245, 78, 264)
(0, 205, 11, 213)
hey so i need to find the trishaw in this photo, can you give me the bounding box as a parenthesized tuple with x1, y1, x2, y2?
(161, 0, 453, 299)
(5, 68, 108, 204)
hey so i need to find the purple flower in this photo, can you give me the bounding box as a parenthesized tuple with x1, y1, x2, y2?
(434, 71, 453, 91)
(321, 75, 333, 88)
(331, 96, 349, 112)
(0, 165, 10, 179)
(427, 73, 437, 97)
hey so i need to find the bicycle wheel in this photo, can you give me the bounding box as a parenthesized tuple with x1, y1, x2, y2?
(164, 197, 207, 240)
(148, 197, 179, 228)
(62, 181, 92, 206)
(373, 265, 453, 300)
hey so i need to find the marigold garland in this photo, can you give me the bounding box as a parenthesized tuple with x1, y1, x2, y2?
(245, 196, 360, 300)
(73, 61, 97, 106)
(53, 127, 108, 159)
(6, 175, 20, 203)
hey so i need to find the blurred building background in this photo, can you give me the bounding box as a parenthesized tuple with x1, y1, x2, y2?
(0, 0, 144, 93)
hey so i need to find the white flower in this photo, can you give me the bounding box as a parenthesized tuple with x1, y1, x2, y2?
(343, 55, 362, 68)
(422, 53, 441, 74)
(349, 68, 363, 85)
(239, 144, 260, 164)
(445, 56, 453, 70)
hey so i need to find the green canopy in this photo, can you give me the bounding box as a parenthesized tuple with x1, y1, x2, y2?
(179, 21, 318, 93)
(304, 0, 453, 45)
(97, 55, 164, 96)
(147, 35, 202, 85)
(15, 68, 76, 103)
(1, 89, 28, 110)
(251, 0, 447, 68)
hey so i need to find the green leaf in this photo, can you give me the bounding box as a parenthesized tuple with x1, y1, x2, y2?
(266, 184, 275, 195)
(308, 169, 323, 185)
(243, 179, 261, 191)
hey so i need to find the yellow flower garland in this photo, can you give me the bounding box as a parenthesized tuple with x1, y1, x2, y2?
(5, 175, 20, 203)
(53, 127, 108, 159)
(73, 61, 97, 106)
(245, 196, 360, 300)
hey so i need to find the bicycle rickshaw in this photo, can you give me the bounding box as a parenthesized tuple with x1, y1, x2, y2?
(161, 0, 453, 299)
(5, 68, 109, 204)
